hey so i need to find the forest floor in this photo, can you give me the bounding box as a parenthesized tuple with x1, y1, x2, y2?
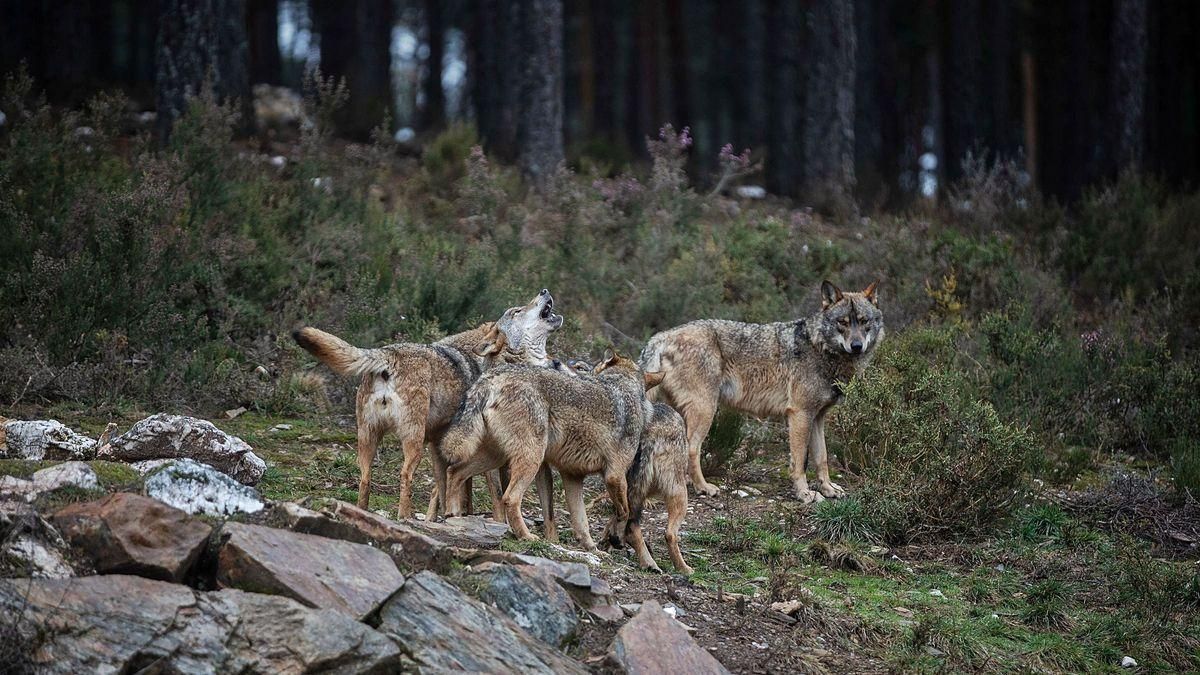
(7, 406, 1196, 673)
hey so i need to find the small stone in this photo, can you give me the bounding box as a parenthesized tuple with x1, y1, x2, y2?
(928, 589, 945, 598)
(271, 424, 292, 431)
(1121, 656, 1138, 668)
(224, 407, 247, 419)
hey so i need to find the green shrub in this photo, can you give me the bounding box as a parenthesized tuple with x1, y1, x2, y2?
(811, 497, 877, 543)
(1022, 579, 1072, 628)
(1015, 504, 1068, 543)
(701, 409, 745, 474)
(830, 325, 1036, 543)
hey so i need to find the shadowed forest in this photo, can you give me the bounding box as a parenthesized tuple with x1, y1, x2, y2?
(1, 1, 1199, 672)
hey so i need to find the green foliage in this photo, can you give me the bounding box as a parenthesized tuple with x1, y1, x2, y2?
(701, 409, 745, 474)
(1014, 504, 1068, 543)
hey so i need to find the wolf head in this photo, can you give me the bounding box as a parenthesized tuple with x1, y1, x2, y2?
(592, 349, 665, 391)
(494, 288, 563, 357)
(809, 280, 884, 356)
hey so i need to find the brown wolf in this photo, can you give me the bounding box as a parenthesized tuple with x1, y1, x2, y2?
(639, 281, 883, 503)
(600, 396, 692, 575)
(293, 289, 563, 518)
(439, 350, 654, 549)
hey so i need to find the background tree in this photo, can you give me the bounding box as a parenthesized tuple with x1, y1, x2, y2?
(155, 0, 251, 142)
(311, 0, 394, 139)
(247, 0, 282, 86)
(800, 0, 857, 208)
(420, 0, 447, 133)
(1109, 0, 1148, 174)
(516, 0, 566, 187)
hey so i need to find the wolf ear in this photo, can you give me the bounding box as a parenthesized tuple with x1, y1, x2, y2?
(821, 280, 844, 308)
(863, 281, 879, 305)
(474, 326, 507, 356)
(601, 347, 616, 364)
(643, 371, 666, 390)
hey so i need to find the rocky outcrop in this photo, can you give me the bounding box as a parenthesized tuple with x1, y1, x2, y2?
(0, 575, 407, 674)
(466, 549, 623, 621)
(1, 420, 97, 460)
(216, 521, 405, 620)
(142, 458, 265, 516)
(283, 500, 451, 570)
(52, 493, 211, 582)
(100, 413, 265, 485)
(410, 514, 510, 547)
(467, 561, 579, 647)
(609, 600, 731, 674)
(378, 570, 587, 674)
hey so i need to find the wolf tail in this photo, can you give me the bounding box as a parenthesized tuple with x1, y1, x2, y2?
(440, 383, 493, 465)
(293, 327, 388, 378)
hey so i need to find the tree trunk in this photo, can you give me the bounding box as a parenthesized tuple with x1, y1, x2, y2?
(470, 0, 519, 160)
(764, 0, 803, 196)
(589, 0, 617, 143)
(311, 0, 394, 140)
(517, 0, 565, 187)
(155, 0, 251, 143)
(940, 0, 985, 182)
(800, 0, 856, 210)
(1109, 0, 1148, 173)
(421, 0, 446, 132)
(247, 0, 281, 85)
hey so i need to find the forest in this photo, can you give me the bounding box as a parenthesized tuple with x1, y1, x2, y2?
(1, 1, 1199, 673)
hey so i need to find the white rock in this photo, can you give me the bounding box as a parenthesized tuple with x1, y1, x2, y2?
(271, 424, 293, 432)
(734, 489, 750, 498)
(142, 459, 264, 517)
(1121, 656, 1138, 668)
(2, 533, 73, 578)
(130, 458, 176, 475)
(224, 407, 247, 419)
(0, 476, 37, 503)
(268, 155, 287, 169)
(735, 185, 767, 199)
(31, 462, 99, 493)
(2, 420, 97, 461)
(928, 589, 945, 599)
(101, 414, 265, 485)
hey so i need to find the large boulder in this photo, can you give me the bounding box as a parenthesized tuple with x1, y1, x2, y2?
(0, 575, 406, 674)
(608, 600, 731, 674)
(100, 413, 265, 485)
(217, 521, 405, 620)
(142, 458, 265, 516)
(1, 420, 97, 460)
(467, 561, 578, 648)
(273, 500, 450, 571)
(52, 493, 211, 582)
(378, 570, 587, 674)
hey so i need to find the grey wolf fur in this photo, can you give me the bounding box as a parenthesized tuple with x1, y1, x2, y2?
(639, 280, 883, 503)
(440, 351, 653, 549)
(293, 289, 563, 518)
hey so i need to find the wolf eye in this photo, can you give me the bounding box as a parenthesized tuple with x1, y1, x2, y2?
(838, 318, 850, 327)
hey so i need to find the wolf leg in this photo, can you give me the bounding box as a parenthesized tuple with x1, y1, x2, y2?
(446, 451, 503, 517)
(500, 459, 541, 540)
(426, 450, 446, 520)
(562, 475, 598, 551)
(787, 407, 823, 504)
(356, 424, 383, 510)
(665, 490, 693, 575)
(627, 520, 662, 573)
(485, 470, 505, 522)
(680, 398, 720, 497)
(810, 413, 845, 499)
(396, 431, 425, 519)
(535, 464, 558, 542)
(602, 470, 632, 549)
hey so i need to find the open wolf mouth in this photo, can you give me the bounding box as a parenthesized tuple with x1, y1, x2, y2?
(540, 293, 554, 319)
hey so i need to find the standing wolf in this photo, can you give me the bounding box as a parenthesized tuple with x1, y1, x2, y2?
(640, 281, 883, 503)
(293, 290, 562, 518)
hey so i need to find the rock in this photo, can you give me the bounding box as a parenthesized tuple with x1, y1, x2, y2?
(142, 458, 265, 516)
(0, 475, 37, 503)
(0, 513, 73, 578)
(736, 185, 767, 199)
(52, 493, 211, 582)
(467, 562, 578, 647)
(293, 500, 451, 571)
(224, 406, 247, 419)
(608, 600, 731, 675)
(32, 461, 99, 492)
(217, 521, 405, 620)
(411, 514, 510, 547)
(100, 413, 265, 485)
(378, 570, 586, 674)
(1122, 656, 1138, 668)
(464, 549, 623, 621)
(0, 575, 406, 674)
(1, 420, 97, 460)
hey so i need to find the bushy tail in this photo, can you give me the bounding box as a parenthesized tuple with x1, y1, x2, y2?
(625, 440, 651, 527)
(440, 384, 492, 465)
(293, 327, 388, 377)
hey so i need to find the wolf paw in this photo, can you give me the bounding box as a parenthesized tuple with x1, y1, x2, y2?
(695, 482, 720, 497)
(818, 482, 846, 499)
(796, 489, 826, 504)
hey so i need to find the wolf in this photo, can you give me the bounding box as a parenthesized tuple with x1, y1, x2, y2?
(293, 289, 563, 518)
(439, 350, 655, 549)
(639, 281, 883, 503)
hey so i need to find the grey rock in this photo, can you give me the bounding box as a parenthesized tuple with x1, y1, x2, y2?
(411, 514, 510, 547)
(1, 420, 97, 460)
(142, 458, 265, 516)
(468, 561, 578, 647)
(101, 413, 265, 485)
(0, 575, 406, 674)
(52, 493, 212, 582)
(0, 513, 73, 579)
(271, 500, 450, 571)
(378, 571, 586, 674)
(609, 600, 731, 674)
(464, 548, 623, 621)
(0, 475, 37, 503)
(32, 461, 99, 492)
(217, 521, 405, 620)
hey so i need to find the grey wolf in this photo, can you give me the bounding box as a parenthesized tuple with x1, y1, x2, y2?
(639, 281, 883, 503)
(293, 289, 562, 518)
(439, 350, 654, 549)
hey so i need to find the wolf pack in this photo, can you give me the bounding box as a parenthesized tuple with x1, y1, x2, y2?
(294, 281, 884, 575)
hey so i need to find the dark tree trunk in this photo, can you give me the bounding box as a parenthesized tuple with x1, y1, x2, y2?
(800, 0, 856, 209)
(247, 0, 281, 85)
(765, 0, 803, 196)
(311, 0, 394, 140)
(1109, 0, 1148, 173)
(940, 0, 985, 182)
(421, 0, 446, 132)
(470, 0, 519, 160)
(589, 0, 617, 142)
(516, 0, 565, 187)
(665, 0, 690, 133)
(155, 0, 251, 143)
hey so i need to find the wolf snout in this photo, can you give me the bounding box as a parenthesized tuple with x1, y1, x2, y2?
(850, 340, 864, 354)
